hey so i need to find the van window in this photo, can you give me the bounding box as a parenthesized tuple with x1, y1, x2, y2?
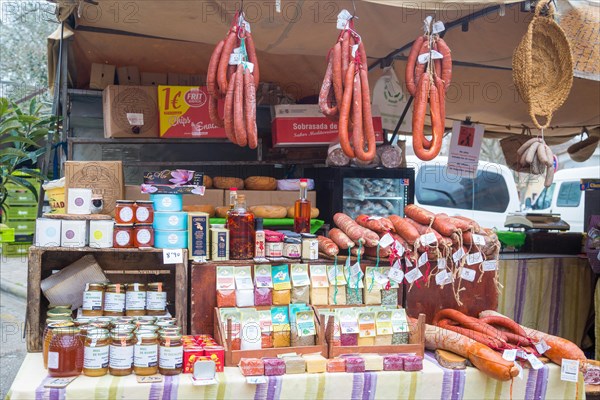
(556, 181, 582, 207)
(415, 165, 510, 212)
(532, 184, 555, 210)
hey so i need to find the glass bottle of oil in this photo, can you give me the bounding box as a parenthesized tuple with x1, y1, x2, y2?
(294, 179, 311, 234)
(227, 194, 255, 259)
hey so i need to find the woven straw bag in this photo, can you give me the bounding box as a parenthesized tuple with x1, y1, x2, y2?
(512, 1, 574, 129)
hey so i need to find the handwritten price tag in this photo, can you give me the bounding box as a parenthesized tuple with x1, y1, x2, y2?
(516, 362, 524, 380)
(466, 252, 483, 266)
(405, 257, 414, 268)
(163, 249, 184, 264)
(437, 258, 447, 270)
(379, 233, 394, 249)
(405, 267, 423, 284)
(417, 252, 428, 267)
(435, 270, 451, 286)
(482, 260, 498, 271)
(394, 241, 406, 255)
(246, 376, 267, 385)
(388, 267, 404, 284)
(472, 234, 486, 246)
(502, 349, 517, 362)
(336, 9, 352, 29)
(535, 339, 551, 355)
(452, 248, 465, 264)
(526, 353, 544, 370)
(561, 359, 580, 382)
(460, 267, 476, 282)
(374, 271, 390, 286)
(420, 233, 437, 246)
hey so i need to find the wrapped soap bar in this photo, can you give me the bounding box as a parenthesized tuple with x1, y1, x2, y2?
(273, 289, 291, 305)
(255, 287, 273, 306)
(344, 356, 365, 373)
(381, 288, 398, 306)
(326, 358, 346, 373)
(302, 354, 327, 373)
(263, 358, 286, 376)
(239, 358, 264, 376)
(362, 354, 383, 371)
(374, 334, 392, 345)
(383, 354, 404, 371)
(402, 355, 424, 371)
(282, 355, 306, 374)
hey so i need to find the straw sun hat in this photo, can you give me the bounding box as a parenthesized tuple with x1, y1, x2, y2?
(512, 0, 574, 130)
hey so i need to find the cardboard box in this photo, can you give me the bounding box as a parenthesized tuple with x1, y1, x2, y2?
(103, 85, 159, 138)
(125, 185, 225, 207)
(117, 66, 141, 85)
(188, 212, 210, 260)
(224, 190, 316, 208)
(271, 104, 384, 147)
(141, 72, 168, 86)
(90, 63, 115, 90)
(158, 86, 227, 138)
(64, 161, 124, 217)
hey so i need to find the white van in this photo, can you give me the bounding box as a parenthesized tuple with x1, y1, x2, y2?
(530, 166, 600, 232)
(406, 156, 521, 230)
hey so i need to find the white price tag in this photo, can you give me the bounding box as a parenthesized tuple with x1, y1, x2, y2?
(242, 62, 254, 73)
(246, 376, 267, 385)
(430, 49, 443, 59)
(516, 362, 524, 380)
(423, 16, 433, 33)
(526, 353, 544, 370)
(420, 233, 437, 246)
(417, 53, 430, 64)
(417, 252, 428, 267)
(394, 241, 405, 255)
(336, 9, 352, 29)
(244, 21, 251, 33)
(351, 44, 358, 57)
(368, 216, 383, 221)
(379, 233, 394, 249)
(472, 234, 486, 246)
(405, 257, 414, 268)
(453, 248, 465, 264)
(229, 53, 243, 65)
(233, 47, 242, 54)
(126, 113, 144, 126)
(437, 258, 447, 270)
(350, 262, 362, 277)
(560, 359, 580, 382)
(276, 0, 281, 13)
(517, 350, 527, 360)
(163, 249, 183, 264)
(460, 267, 476, 282)
(405, 267, 423, 284)
(432, 21, 446, 34)
(502, 349, 517, 362)
(482, 260, 498, 272)
(392, 260, 402, 270)
(374, 271, 390, 286)
(535, 339, 550, 355)
(435, 270, 451, 286)
(388, 267, 404, 284)
(466, 252, 483, 266)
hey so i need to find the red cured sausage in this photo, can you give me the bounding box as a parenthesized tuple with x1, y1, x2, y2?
(405, 35, 425, 97)
(350, 68, 363, 155)
(355, 215, 394, 233)
(433, 309, 509, 343)
(207, 39, 225, 98)
(338, 61, 356, 159)
(454, 216, 483, 234)
(389, 215, 420, 245)
(328, 228, 355, 250)
(364, 245, 391, 258)
(243, 68, 258, 150)
(208, 95, 224, 128)
(245, 32, 260, 89)
(233, 65, 247, 147)
(319, 57, 338, 117)
(223, 69, 237, 144)
(341, 30, 351, 84)
(405, 204, 436, 225)
(434, 75, 446, 134)
(218, 29, 238, 96)
(436, 38, 452, 90)
(334, 212, 379, 247)
(404, 218, 448, 246)
(479, 316, 532, 344)
(436, 319, 508, 350)
(414, 41, 429, 97)
(432, 215, 460, 238)
(317, 235, 339, 256)
(331, 42, 343, 110)
(413, 75, 443, 161)
(355, 66, 376, 162)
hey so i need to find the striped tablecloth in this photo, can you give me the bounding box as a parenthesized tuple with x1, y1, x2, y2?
(497, 256, 594, 347)
(8, 353, 583, 400)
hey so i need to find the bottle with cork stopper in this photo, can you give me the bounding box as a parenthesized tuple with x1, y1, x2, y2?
(294, 179, 311, 234)
(227, 194, 255, 259)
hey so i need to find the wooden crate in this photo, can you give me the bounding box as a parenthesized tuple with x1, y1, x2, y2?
(325, 312, 426, 358)
(214, 306, 327, 366)
(26, 246, 188, 352)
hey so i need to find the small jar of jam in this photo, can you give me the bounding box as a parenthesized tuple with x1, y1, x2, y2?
(125, 283, 146, 316)
(146, 283, 167, 316)
(43, 321, 74, 369)
(113, 224, 134, 248)
(115, 200, 135, 224)
(103, 284, 125, 316)
(48, 326, 84, 377)
(134, 225, 154, 248)
(82, 283, 105, 317)
(83, 329, 110, 377)
(109, 332, 135, 376)
(134, 201, 154, 224)
(158, 334, 183, 375)
(134, 332, 159, 376)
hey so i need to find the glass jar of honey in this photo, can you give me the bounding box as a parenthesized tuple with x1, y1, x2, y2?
(158, 326, 182, 336)
(47, 309, 73, 319)
(134, 332, 159, 376)
(158, 334, 183, 375)
(112, 323, 136, 334)
(125, 283, 146, 316)
(43, 321, 74, 369)
(134, 225, 154, 248)
(146, 283, 167, 316)
(113, 224, 134, 248)
(73, 317, 95, 327)
(90, 321, 111, 331)
(83, 329, 110, 377)
(156, 320, 175, 330)
(109, 332, 135, 376)
(136, 325, 159, 334)
(115, 200, 135, 224)
(134, 201, 154, 224)
(116, 316, 136, 324)
(47, 326, 83, 377)
(137, 316, 157, 325)
(103, 284, 126, 316)
(82, 283, 105, 317)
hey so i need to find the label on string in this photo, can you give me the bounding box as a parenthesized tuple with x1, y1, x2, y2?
(435, 270, 451, 286)
(394, 241, 405, 255)
(420, 233, 437, 246)
(482, 260, 498, 272)
(432, 21, 446, 34)
(472, 234, 486, 246)
(452, 248, 465, 264)
(526, 353, 544, 370)
(417, 53, 430, 64)
(351, 44, 358, 57)
(163, 248, 183, 264)
(373, 271, 389, 286)
(349, 262, 362, 277)
(466, 252, 483, 266)
(417, 252, 428, 267)
(241, 62, 254, 73)
(423, 16, 433, 33)
(437, 258, 447, 270)
(392, 260, 402, 270)
(388, 267, 404, 284)
(405, 257, 413, 268)
(229, 53, 243, 66)
(516, 350, 527, 360)
(233, 47, 242, 54)
(560, 359, 580, 382)
(516, 362, 524, 380)
(244, 21, 251, 32)
(336, 9, 352, 29)
(405, 267, 423, 284)
(379, 233, 394, 249)
(460, 267, 476, 282)
(535, 339, 550, 355)
(430, 49, 443, 59)
(276, 0, 281, 13)
(502, 349, 517, 362)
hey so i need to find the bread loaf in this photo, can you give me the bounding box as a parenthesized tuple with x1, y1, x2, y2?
(215, 206, 230, 218)
(203, 175, 213, 189)
(244, 176, 277, 191)
(250, 205, 287, 219)
(213, 177, 244, 190)
(183, 205, 215, 217)
(287, 206, 320, 219)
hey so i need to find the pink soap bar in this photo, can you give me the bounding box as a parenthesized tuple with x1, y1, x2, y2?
(263, 358, 286, 376)
(340, 333, 358, 346)
(326, 358, 346, 373)
(240, 358, 265, 376)
(344, 356, 365, 373)
(402, 355, 423, 371)
(383, 354, 404, 371)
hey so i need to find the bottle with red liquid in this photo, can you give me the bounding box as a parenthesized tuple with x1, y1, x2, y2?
(227, 194, 255, 259)
(294, 179, 311, 234)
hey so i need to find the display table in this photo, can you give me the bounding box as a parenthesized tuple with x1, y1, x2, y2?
(8, 353, 583, 400)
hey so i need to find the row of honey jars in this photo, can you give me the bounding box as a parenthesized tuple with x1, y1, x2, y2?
(113, 224, 155, 248)
(115, 200, 154, 224)
(82, 282, 167, 317)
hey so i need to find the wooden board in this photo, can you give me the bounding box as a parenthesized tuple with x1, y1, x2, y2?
(27, 246, 188, 352)
(42, 213, 112, 220)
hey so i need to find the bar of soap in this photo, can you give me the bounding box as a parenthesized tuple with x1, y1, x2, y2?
(362, 354, 383, 371)
(273, 289, 291, 305)
(402, 355, 424, 371)
(357, 336, 375, 346)
(328, 286, 347, 305)
(239, 358, 264, 376)
(344, 356, 365, 373)
(283, 355, 306, 374)
(326, 358, 346, 373)
(374, 334, 392, 345)
(310, 287, 329, 306)
(303, 354, 327, 373)
(340, 333, 358, 346)
(263, 358, 286, 376)
(383, 354, 404, 371)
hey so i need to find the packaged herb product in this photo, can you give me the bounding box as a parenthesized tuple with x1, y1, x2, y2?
(290, 306, 315, 347)
(363, 267, 383, 305)
(391, 308, 410, 344)
(258, 310, 273, 348)
(290, 264, 310, 304)
(216, 267, 236, 307)
(240, 309, 262, 350)
(254, 265, 273, 306)
(271, 306, 290, 347)
(272, 265, 292, 305)
(380, 267, 399, 306)
(345, 263, 364, 305)
(357, 311, 376, 346)
(235, 266, 254, 307)
(327, 264, 347, 305)
(309, 265, 329, 306)
(374, 310, 393, 345)
(219, 308, 241, 350)
(338, 308, 358, 346)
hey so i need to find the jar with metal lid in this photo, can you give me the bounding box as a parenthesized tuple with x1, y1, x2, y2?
(113, 224, 134, 248)
(95, 316, 114, 325)
(156, 320, 175, 329)
(283, 238, 302, 259)
(46, 309, 73, 319)
(125, 283, 146, 316)
(83, 329, 110, 377)
(103, 284, 126, 316)
(44, 321, 74, 369)
(48, 326, 83, 377)
(134, 332, 159, 376)
(146, 282, 167, 316)
(136, 325, 159, 334)
(82, 283, 105, 316)
(158, 334, 183, 375)
(116, 316, 136, 324)
(109, 332, 135, 376)
(134, 225, 154, 248)
(115, 200, 135, 224)
(134, 201, 154, 224)
(158, 326, 182, 336)
(73, 317, 95, 327)
(137, 316, 157, 324)
(112, 323, 136, 334)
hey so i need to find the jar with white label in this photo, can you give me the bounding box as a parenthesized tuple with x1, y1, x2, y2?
(146, 282, 167, 316)
(125, 283, 146, 316)
(134, 201, 154, 224)
(82, 283, 105, 317)
(134, 225, 154, 248)
(47, 326, 83, 377)
(109, 332, 135, 376)
(134, 332, 159, 376)
(103, 284, 126, 316)
(83, 329, 110, 377)
(159, 334, 183, 375)
(113, 224, 134, 248)
(115, 200, 135, 224)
